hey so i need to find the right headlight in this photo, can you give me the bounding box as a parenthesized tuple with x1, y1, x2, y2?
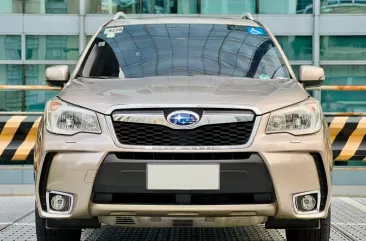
(265, 100, 322, 135)
(45, 99, 101, 135)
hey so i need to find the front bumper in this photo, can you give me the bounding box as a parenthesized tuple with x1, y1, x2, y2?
(34, 112, 332, 223)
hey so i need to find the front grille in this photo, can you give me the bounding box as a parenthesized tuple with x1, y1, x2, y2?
(112, 121, 254, 146)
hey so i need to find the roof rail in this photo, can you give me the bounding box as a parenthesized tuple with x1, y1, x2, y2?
(239, 12, 254, 21)
(113, 12, 128, 20)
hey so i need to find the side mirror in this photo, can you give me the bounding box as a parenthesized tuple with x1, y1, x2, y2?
(298, 65, 325, 88)
(45, 65, 70, 87)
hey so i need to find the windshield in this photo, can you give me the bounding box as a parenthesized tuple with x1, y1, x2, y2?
(79, 23, 291, 79)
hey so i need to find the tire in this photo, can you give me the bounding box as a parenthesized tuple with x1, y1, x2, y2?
(285, 208, 331, 241)
(35, 206, 81, 241)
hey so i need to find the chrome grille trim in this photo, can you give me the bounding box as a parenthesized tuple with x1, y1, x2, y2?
(112, 110, 254, 130)
(105, 104, 262, 151)
(105, 104, 262, 115)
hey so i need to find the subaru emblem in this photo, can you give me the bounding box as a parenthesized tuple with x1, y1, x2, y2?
(167, 111, 199, 127)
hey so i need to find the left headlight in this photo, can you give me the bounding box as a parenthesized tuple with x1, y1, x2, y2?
(265, 100, 322, 135)
(45, 100, 101, 135)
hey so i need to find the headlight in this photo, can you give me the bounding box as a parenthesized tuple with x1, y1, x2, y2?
(266, 100, 322, 135)
(45, 100, 101, 135)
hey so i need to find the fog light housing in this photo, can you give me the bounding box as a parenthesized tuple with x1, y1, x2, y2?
(46, 191, 73, 214)
(300, 195, 317, 211)
(293, 191, 320, 214)
(50, 195, 66, 211)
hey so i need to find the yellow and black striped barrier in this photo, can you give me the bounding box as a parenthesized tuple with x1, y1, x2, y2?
(0, 115, 42, 164)
(0, 114, 365, 164)
(327, 115, 366, 162)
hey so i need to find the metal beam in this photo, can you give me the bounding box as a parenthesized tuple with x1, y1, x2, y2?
(324, 112, 366, 116)
(307, 86, 366, 91)
(0, 85, 61, 90)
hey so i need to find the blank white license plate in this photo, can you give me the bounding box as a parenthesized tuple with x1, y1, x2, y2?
(147, 164, 220, 190)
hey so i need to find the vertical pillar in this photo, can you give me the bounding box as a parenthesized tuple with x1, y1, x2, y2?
(21, 35, 26, 62)
(313, 0, 321, 102)
(41, 0, 46, 14)
(21, 33, 26, 111)
(80, 0, 86, 54)
(108, 0, 113, 14)
(288, 0, 297, 14)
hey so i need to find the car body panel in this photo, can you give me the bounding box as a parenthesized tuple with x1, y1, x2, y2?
(58, 76, 308, 115)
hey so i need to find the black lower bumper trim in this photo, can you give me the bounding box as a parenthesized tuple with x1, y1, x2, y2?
(93, 153, 274, 196)
(311, 153, 328, 212)
(46, 218, 101, 229)
(94, 192, 273, 205)
(265, 217, 320, 229)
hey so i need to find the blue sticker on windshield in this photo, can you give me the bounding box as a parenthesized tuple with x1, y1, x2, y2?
(247, 27, 265, 35)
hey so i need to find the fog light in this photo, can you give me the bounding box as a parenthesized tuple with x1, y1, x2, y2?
(50, 195, 66, 211)
(293, 191, 320, 214)
(300, 195, 316, 211)
(47, 191, 73, 214)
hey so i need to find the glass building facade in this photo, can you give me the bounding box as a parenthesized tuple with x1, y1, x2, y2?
(1, 0, 365, 111)
(0, 0, 366, 163)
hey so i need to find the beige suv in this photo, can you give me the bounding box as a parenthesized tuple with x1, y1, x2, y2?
(34, 12, 332, 241)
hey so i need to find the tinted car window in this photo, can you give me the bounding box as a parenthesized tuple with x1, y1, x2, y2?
(80, 23, 290, 79)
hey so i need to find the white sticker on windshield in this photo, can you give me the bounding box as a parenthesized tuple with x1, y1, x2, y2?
(104, 27, 124, 38)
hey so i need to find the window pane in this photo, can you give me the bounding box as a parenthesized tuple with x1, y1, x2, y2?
(0, 65, 22, 111)
(0, 35, 21, 60)
(321, 0, 366, 14)
(86, 0, 196, 14)
(26, 35, 79, 60)
(25, 0, 80, 14)
(320, 36, 366, 60)
(259, 0, 313, 14)
(201, 0, 255, 14)
(25, 89, 59, 111)
(291, 65, 299, 78)
(0, 0, 22, 13)
(323, 65, 366, 85)
(86, 35, 92, 45)
(0, 64, 74, 112)
(321, 65, 366, 113)
(276, 36, 312, 61)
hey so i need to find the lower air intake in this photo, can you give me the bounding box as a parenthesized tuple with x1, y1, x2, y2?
(115, 216, 135, 225)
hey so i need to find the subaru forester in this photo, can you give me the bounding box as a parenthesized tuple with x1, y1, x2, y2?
(34, 12, 332, 241)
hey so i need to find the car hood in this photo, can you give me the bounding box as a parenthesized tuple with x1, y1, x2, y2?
(58, 76, 309, 114)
